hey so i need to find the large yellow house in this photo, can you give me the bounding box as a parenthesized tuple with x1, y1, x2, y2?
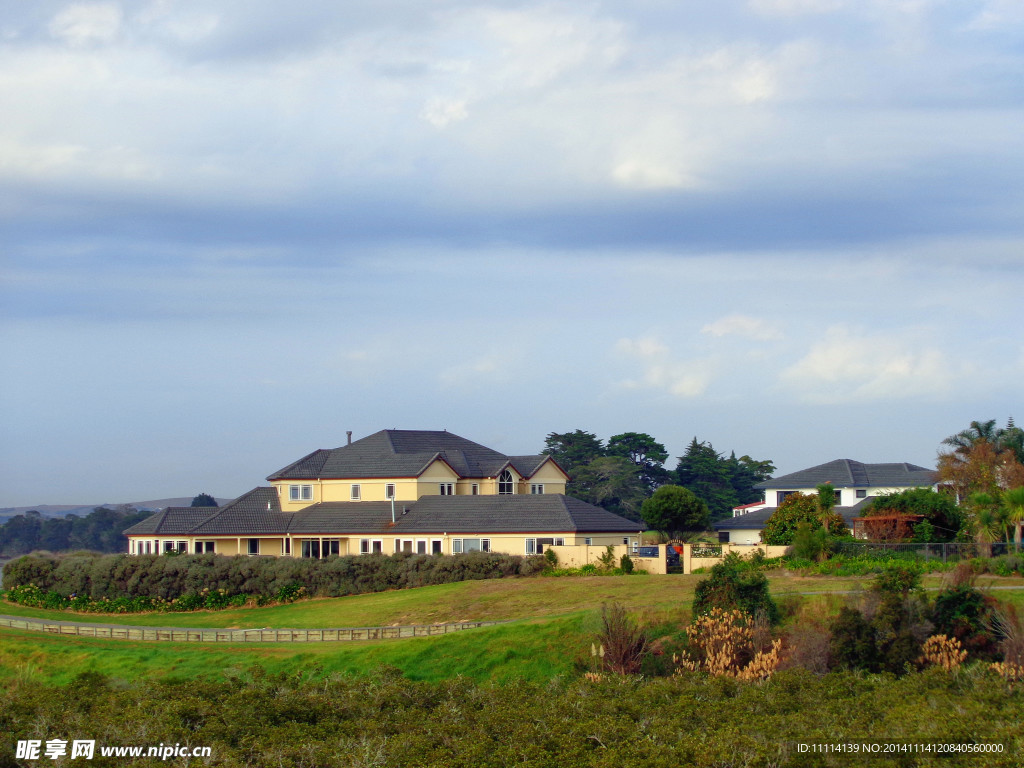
(124, 430, 642, 558)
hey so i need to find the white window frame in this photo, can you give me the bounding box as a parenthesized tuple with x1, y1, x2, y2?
(834, 490, 842, 506)
(431, 539, 443, 554)
(360, 538, 383, 554)
(471, 483, 479, 495)
(452, 539, 463, 554)
(439, 482, 454, 495)
(530, 483, 544, 495)
(394, 539, 414, 553)
(856, 489, 867, 499)
(350, 484, 361, 500)
(498, 469, 515, 495)
(525, 538, 536, 555)
(416, 539, 428, 555)
(385, 483, 396, 499)
(248, 538, 260, 555)
(289, 484, 313, 501)
(584, 537, 593, 546)
(195, 541, 215, 554)
(554, 537, 564, 546)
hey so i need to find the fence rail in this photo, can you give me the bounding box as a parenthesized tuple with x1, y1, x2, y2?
(0, 616, 503, 643)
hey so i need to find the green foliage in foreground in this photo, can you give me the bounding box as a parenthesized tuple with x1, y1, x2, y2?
(2, 583, 305, 614)
(2, 666, 1022, 768)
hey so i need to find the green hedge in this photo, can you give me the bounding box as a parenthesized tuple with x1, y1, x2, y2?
(1, 551, 546, 608)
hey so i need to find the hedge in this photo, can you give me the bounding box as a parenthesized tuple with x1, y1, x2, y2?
(1, 551, 546, 607)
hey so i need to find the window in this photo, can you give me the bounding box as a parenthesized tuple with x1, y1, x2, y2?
(439, 483, 454, 495)
(525, 538, 536, 554)
(453, 538, 490, 553)
(302, 540, 320, 558)
(530, 483, 544, 494)
(856, 489, 867, 499)
(416, 540, 428, 555)
(584, 537, 593, 546)
(498, 469, 514, 495)
(326, 539, 340, 557)
(163, 541, 175, 553)
(394, 539, 413, 553)
(471, 483, 479, 495)
(718, 530, 730, 543)
(431, 539, 443, 554)
(833, 490, 842, 506)
(385, 483, 396, 499)
(195, 541, 215, 554)
(144, 541, 152, 554)
(289, 484, 313, 501)
(283, 538, 291, 555)
(554, 537, 564, 546)
(247, 539, 260, 555)
(350, 484, 361, 500)
(777, 491, 796, 505)
(359, 539, 383, 554)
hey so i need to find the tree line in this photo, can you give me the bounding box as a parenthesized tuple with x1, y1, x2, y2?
(540, 429, 774, 524)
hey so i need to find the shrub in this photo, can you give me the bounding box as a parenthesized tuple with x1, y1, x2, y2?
(692, 553, 779, 624)
(543, 548, 558, 569)
(931, 585, 998, 660)
(829, 606, 880, 672)
(918, 635, 967, 671)
(594, 602, 648, 675)
(619, 554, 634, 574)
(675, 608, 781, 681)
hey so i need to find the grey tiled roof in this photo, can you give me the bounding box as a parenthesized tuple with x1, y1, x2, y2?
(266, 430, 559, 482)
(714, 497, 874, 530)
(122, 506, 220, 536)
(124, 489, 638, 537)
(125, 488, 293, 537)
(754, 460, 936, 490)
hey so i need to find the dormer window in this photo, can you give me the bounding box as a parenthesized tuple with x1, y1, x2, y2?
(498, 469, 514, 495)
(289, 485, 313, 501)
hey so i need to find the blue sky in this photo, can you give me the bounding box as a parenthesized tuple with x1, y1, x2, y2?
(1, 0, 1022, 506)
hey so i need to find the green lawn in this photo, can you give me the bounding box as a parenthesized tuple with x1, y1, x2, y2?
(2, 573, 1023, 687)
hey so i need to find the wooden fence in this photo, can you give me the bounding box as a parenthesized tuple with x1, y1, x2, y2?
(0, 615, 502, 643)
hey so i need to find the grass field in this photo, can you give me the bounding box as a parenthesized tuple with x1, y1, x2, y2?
(2, 573, 1023, 687)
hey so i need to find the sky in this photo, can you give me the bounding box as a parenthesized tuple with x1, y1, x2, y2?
(1, 0, 1022, 507)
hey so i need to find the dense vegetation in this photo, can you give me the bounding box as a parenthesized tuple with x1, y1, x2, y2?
(1, 551, 545, 611)
(0, 507, 151, 557)
(541, 430, 773, 521)
(1, 665, 1021, 767)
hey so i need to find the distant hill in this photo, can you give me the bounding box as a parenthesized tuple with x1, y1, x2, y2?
(0, 497, 233, 524)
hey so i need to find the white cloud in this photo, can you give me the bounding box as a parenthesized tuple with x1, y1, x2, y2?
(701, 314, 783, 341)
(49, 3, 123, 46)
(614, 336, 713, 398)
(748, 0, 847, 16)
(420, 98, 468, 128)
(780, 325, 954, 402)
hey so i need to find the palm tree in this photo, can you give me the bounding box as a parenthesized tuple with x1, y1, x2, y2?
(1003, 487, 1024, 553)
(969, 492, 1001, 558)
(942, 419, 1001, 456)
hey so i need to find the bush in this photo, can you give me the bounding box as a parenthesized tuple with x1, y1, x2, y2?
(1, 551, 546, 613)
(619, 554, 634, 574)
(593, 602, 648, 675)
(692, 553, 779, 624)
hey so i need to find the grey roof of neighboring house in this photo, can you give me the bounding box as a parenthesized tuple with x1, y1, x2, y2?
(266, 430, 561, 482)
(754, 460, 936, 490)
(714, 497, 874, 530)
(124, 489, 638, 537)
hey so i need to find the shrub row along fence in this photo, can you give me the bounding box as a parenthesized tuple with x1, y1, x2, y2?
(835, 541, 1024, 563)
(1, 551, 546, 607)
(0, 615, 503, 643)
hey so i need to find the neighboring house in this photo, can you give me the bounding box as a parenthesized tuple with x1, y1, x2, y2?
(715, 459, 937, 544)
(124, 430, 642, 558)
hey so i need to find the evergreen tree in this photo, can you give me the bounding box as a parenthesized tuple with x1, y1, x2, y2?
(676, 438, 738, 520)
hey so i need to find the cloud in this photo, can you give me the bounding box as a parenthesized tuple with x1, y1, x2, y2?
(701, 314, 783, 341)
(779, 325, 954, 402)
(49, 3, 122, 46)
(614, 336, 713, 398)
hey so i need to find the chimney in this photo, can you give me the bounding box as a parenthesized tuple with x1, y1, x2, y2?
(346, 431, 352, 445)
